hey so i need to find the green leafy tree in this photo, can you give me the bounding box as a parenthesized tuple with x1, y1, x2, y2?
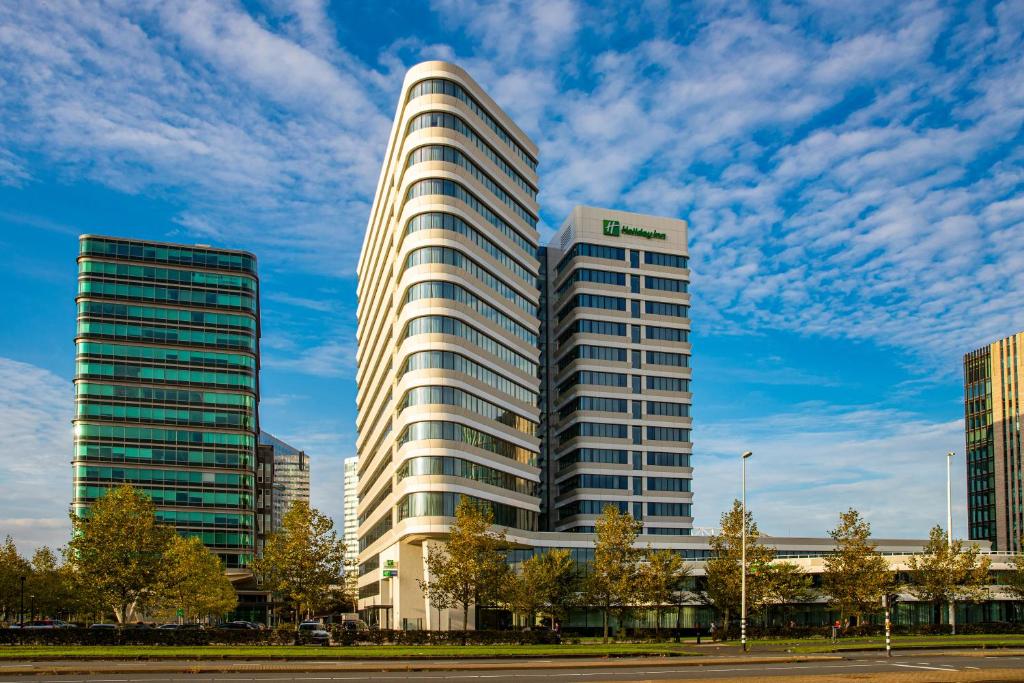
(156, 535, 237, 621)
(639, 548, 691, 639)
(702, 500, 776, 637)
(506, 549, 579, 628)
(253, 501, 348, 621)
(762, 561, 815, 624)
(822, 509, 892, 624)
(1003, 550, 1024, 607)
(906, 525, 991, 626)
(66, 485, 177, 623)
(0, 536, 30, 623)
(26, 547, 72, 620)
(422, 497, 510, 633)
(583, 505, 643, 643)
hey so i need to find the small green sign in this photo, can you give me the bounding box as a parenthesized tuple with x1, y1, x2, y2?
(176, 608, 184, 617)
(602, 219, 666, 240)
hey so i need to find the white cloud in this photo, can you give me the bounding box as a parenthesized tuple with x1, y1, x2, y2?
(0, 358, 72, 553)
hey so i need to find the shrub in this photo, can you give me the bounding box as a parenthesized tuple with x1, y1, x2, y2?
(327, 628, 561, 646)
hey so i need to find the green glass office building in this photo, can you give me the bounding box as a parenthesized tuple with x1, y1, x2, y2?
(73, 236, 260, 569)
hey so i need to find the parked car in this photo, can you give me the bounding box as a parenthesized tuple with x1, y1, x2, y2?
(157, 623, 179, 630)
(337, 618, 369, 632)
(17, 619, 74, 629)
(89, 623, 117, 630)
(217, 621, 258, 630)
(296, 621, 331, 646)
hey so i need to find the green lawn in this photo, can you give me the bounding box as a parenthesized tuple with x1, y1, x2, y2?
(746, 633, 1024, 654)
(0, 643, 699, 660)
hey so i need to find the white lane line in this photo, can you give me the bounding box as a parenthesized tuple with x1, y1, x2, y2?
(893, 663, 957, 671)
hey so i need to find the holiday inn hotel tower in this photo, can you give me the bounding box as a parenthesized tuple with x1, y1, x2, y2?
(355, 61, 691, 627)
(73, 236, 260, 569)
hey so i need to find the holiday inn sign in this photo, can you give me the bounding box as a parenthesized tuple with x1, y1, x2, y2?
(602, 219, 667, 240)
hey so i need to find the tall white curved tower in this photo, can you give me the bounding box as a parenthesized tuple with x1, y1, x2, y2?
(355, 62, 541, 628)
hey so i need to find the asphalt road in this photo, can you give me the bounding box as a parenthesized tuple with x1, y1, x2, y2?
(5, 653, 1024, 682)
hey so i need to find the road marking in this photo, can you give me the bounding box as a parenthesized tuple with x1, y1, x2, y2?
(893, 663, 957, 671)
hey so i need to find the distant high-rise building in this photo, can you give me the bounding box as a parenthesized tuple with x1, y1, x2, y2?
(343, 458, 359, 569)
(259, 431, 310, 531)
(73, 235, 260, 569)
(965, 331, 1024, 550)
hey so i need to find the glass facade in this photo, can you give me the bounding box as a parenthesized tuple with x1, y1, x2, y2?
(74, 236, 259, 569)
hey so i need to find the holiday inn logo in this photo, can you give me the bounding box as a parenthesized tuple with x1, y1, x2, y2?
(602, 219, 666, 240)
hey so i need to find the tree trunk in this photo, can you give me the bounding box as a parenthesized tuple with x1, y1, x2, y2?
(463, 602, 470, 644)
(602, 608, 609, 644)
(723, 608, 731, 641)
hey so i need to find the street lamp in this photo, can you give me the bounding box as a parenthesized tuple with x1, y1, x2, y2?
(741, 450, 753, 653)
(18, 575, 25, 626)
(947, 450, 956, 635)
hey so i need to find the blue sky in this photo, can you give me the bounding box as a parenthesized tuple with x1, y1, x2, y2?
(1, 0, 1022, 551)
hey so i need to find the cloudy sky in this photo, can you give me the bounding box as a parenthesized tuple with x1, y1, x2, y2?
(1, 0, 1022, 552)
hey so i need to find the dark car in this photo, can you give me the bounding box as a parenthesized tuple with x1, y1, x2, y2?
(89, 623, 117, 630)
(296, 621, 330, 646)
(218, 621, 258, 630)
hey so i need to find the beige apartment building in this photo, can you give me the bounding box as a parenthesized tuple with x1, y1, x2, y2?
(965, 331, 1024, 550)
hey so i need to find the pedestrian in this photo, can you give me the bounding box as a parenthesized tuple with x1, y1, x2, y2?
(709, 621, 717, 642)
(696, 622, 702, 645)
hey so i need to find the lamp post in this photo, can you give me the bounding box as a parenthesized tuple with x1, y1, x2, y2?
(18, 575, 25, 626)
(741, 450, 753, 653)
(947, 450, 956, 635)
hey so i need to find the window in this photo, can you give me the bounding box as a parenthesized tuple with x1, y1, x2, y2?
(644, 276, 688, 293)
(558, 294, 626, 321)
(399, 421, 537, 466)
(646, 351, 689, 367)
(406, 281, 536, 345)
(558, 396, 628, 418)
(557, 448, 628, 470)
(647, 502, 691, 517)
(630, 275, 640, 293)
(645, 527, 691, 536)
(645, 301, 689, 318)
(646, 326, 689, 343)
(631, 401, 641, 419)
(558, 370, 627, 394)
(646, 426, 691, 442)
(647, 477, 691, 492)
(398, 491, 537, 530)
(644, 252, 689, 269)
(401, 386, 536, 435)
(646, 376, 690, 392)
(646, 401, 689, 417)
(557, 319, 626, 346)
(405, 246, 536, 315)
(630, 250, 640, 268)
(397, 456, 536, 495)
(632, 426, 642, 445)
(556, 268, 625, 295)
(404, 316, 536, 375)
(557, 422, 629, 444)
(403, 351, 536, 405)
(406, 212, 535, 286)
(631, 300, 640, 318)
(557, 344, 627, 371)
(558, 474, 628, 494)
(632, 350, 641, 369)
(631, 325, 641, 343)
(557, 500, 628, 519)
(647, 451, 691, 467)
(556, 243, 625, 274)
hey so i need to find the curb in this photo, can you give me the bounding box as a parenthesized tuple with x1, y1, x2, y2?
(0, 655, 842, 676)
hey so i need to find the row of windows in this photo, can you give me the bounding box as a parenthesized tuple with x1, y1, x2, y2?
(648, 451, 691, 467)
(76, 383, 255, 410)
(76, 424, 254, 449)
(558, 499, 626, 519)
(646, 350, 689, 367)
(76, 403, 253, 429)
(75, 465, 251, 488)
(75, 485, 253, 509)
(78, 321, 255, 351)
(359, 513, 393, 551)
(407, 145, 537, 226)
(644, 276, 688, 293)
(556, 243, 625, 274)
(407, 112, 536, 197)
(646, 401, 690, 417)
(646, 326, 689, 343)
(647, 476, 691, 492)
(397, 456, 537, 495)
(405, 246, 536, 316)
(80, 239, 255, 274)
(79, 302, 256, 332)
(401, 385, 536, 435)
(557, 344, 627, 371)
(557, 320, 626, 346)
(559, 474, 628, 493)
(645, 527, 691, 535)
(78, 280, 255, 311)
(77, 342, 255, 370)
(557, 448, 629, 470)
(403, 350, 537, 405)
(75, 444, 252, 469)
(397, 491, 537, 530)
(646, 426, 691, 442)
(357, 485, 393, 526)
(404, 315, 537, 376)
(407, 79, 538, 170)
(644, 252, 689, 269)
(180, 530, 254, 549)
(155, 509, 254, 529)
(647, 376, 691, 392)
(399, 420, 538, 466)
(559, 396, 628, 417)
(556, 268, 625, 296)
(76, 361, 255, 390)
(558, 293, 626, 321)
(359, 582, 381, 599)
(647, 502, 692, 517)
(406, 212, 535, 286)
(645, 301, 689, 318)
(405, 281, 537, 346)
(407, 180, 534, 260)
(559, 370, 627, 394)
(558, 422, 629, 444)
(80, 260, 256, 292)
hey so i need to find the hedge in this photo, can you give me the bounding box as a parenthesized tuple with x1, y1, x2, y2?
(0, 627, 561, 647)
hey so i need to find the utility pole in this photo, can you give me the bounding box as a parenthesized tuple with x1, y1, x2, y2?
(18, 575, 25, 626)
(947, 451, 956, 635)
(741, 450, 752, 653)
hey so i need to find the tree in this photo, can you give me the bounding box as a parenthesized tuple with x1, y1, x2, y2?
(702, 500, 776, 637)
(638, 548, 691, 639)
(421, 497, 510, 633)
(26, 547, 71, 620)
(905, 525, 991, 627)
(762, 562, 815, 625)
(0, 536, 30, 623)
(822, 509, 892, 625)
(66, 485, 177, 623)
(506, 549, 579, 629)
(155, 536, 237, 621)
(583, 505, 643, 643)
(253, 500, 348, 621)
